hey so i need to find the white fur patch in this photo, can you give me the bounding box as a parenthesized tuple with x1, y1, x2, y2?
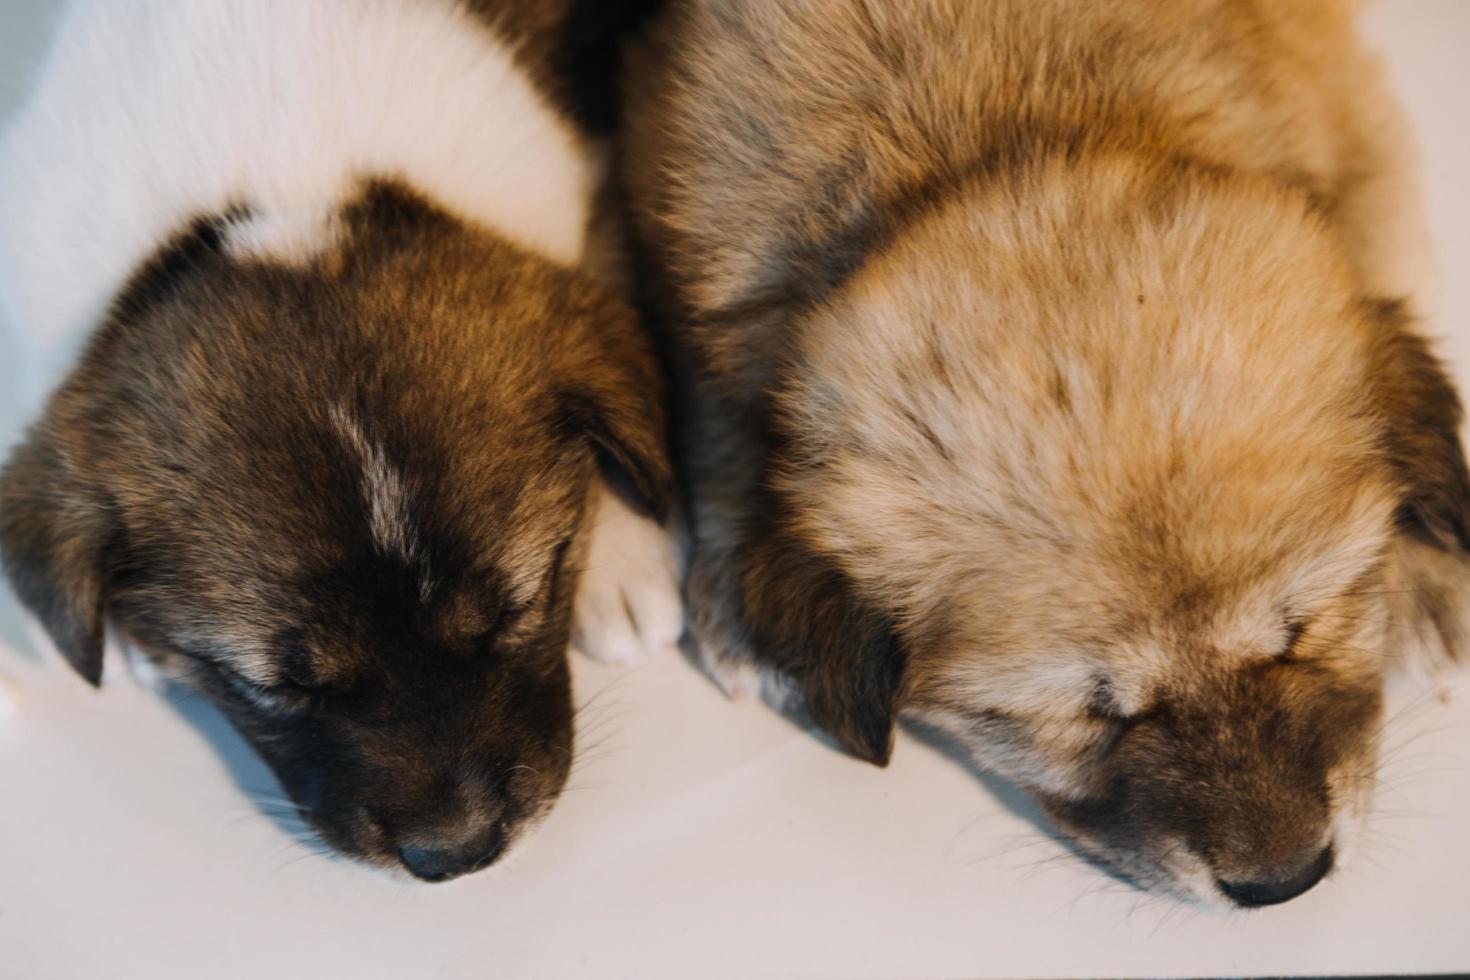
(0, 0, 593, 397)
(1158, 838, 1229, 907)
(328, 404, 421, 567)
(570, 483, 682, 667)
(223, 208, 343, 266)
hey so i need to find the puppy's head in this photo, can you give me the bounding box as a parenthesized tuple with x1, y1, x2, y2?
(760, 157, 1468, 904)
(0, 182, 669, 880)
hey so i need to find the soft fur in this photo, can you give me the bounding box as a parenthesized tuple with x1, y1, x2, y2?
(0, 0, 678, 880)
(623, 0, 1468, 906)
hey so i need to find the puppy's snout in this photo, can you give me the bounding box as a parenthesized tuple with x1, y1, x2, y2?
(397, 821, 507, 883)
(1216, 844, 1334, 908)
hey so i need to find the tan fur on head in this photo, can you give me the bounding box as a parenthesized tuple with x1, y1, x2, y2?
(780, 157, 1405, 896)
(624, 0, 1467, 904)
(783, 158, 1399, 657)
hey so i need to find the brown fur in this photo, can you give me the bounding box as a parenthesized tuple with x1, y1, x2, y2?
(0, 179, 669, 875)
(623, 0, 1466, 903)
(0, 0, 673, 881)
(463, 0, 663, 134)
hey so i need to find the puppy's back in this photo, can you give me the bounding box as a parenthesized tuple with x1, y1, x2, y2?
(0, 0, 594, 404)
(626, 0, 1392, 342)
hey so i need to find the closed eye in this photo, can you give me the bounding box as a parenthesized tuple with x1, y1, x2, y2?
(1083, 676, 1143, 725)
(1279, 618, 1309, 661)
(543, 537, 573, 602)
(487, 536, 575, 645)
(1083, 678, 1158, 755)
(221, 669, 316, 714)
(520, 536, 574, 615)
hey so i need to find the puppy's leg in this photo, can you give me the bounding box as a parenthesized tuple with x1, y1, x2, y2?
(671, 380, 905, 761)
(570, 480, 682, 667)
(672, 385, 775, 697)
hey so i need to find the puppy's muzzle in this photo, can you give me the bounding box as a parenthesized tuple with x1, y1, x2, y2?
(396, 820, 507, 883)
(1216, 844, 1334, 907)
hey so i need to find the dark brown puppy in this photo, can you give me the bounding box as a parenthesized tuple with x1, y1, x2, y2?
(0, 0, 676, 880)
(623, 0, 1466, 905)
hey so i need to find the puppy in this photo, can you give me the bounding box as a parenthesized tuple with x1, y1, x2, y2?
(623, 0, 1467, 905)
(0, 0, 679, 881)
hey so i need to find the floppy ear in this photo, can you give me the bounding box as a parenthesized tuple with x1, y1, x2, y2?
(1369, 299, 1470, 662)
(558, 302, 674, 522)
(0, 429, 112, 685)
(742, 510, 907, 765)
(1369, 299, 1470, 552)
(562, 386, 673, 523)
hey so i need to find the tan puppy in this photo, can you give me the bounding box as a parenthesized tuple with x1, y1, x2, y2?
(623, 0, 1467, 906)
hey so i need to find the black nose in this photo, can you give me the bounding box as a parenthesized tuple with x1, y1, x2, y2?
(398, 826, 507, 883)
(1218, 845, 1334, 907)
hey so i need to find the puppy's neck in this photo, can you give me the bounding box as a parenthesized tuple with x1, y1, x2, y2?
(1, 0, 593, 358)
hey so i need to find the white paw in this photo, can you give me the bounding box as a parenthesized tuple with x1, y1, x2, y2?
(571, 482, 683, 667)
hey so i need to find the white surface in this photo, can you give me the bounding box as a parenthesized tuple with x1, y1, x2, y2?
(0, 671, 17, 720)
(1, 2, 1468, 978)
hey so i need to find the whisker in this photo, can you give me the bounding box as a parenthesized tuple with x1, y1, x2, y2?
(1313, 613, 1438, 634)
